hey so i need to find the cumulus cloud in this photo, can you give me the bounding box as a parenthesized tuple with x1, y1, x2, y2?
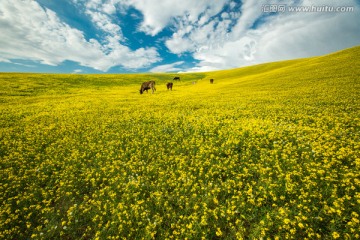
(85, 9, 122, 39)
(252, 4, 360, 64)
(0, 0, 161, 71)
(164, 0, 360, 71)
(164, 1, 240, 55)
(1, 0, 359, 73)
(123, 0, 228, 36)
(81, 0, 124, 41)
(149, 61, 184, 73)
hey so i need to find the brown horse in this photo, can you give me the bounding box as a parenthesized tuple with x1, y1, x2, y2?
(140, 81, 156, 94)
(166, 82, 173, 90)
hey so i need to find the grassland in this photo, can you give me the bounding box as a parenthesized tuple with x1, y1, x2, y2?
(1, 46, 359, 239)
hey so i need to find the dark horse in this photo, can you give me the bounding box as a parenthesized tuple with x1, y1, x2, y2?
(166, 82, 173, 90)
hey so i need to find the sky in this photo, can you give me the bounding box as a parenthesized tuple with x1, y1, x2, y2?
(0, 0, 359, 73)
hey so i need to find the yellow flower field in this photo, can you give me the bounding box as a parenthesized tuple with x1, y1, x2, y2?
(1, 46, 359, 239)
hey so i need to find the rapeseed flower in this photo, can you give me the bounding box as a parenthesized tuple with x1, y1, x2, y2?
(1, 57, 359, 239)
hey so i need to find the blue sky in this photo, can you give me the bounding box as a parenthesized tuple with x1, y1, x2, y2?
(0, 0, 359, 73)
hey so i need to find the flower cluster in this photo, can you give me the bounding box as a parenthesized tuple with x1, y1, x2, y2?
(0, 71, 359, 239)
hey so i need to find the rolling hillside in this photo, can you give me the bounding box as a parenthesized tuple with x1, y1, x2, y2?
(0, 46, 359, 239)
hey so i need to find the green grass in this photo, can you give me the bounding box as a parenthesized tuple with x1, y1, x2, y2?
(0, 46, 359, 239)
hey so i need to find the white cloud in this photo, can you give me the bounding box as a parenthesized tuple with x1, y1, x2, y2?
(0, 0, 161, 71)
(254, 10, 360, 63)
(174, 0, 360, 71)
(149, 61, 184, 72)
(1, 0, 359, 73)
(164, 1, 240, 55)
(123, 0, 228, 36)
(181, 65, 219, 73)
(85, 9, 122, 39)
(230, 0, 265, 39)
(0, 58, 11, 63)
(165, 14, 235, 55)
(192, 35, 258, 71)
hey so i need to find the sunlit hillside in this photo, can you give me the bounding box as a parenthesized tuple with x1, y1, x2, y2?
(1, 46, 359, 239)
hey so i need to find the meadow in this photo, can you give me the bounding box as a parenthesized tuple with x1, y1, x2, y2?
(0, 46, 359, 239)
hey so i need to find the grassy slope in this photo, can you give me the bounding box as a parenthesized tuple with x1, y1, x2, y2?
(1, 45, 358, 102)
(0, 46, 359, 239)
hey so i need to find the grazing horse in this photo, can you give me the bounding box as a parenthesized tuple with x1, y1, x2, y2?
(166, 82, 173, 90)
(173, 76, 180, 81)
(210, 79, 214, 84)
(140, 81, 156, 94)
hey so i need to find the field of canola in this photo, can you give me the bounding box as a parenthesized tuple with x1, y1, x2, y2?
(1, 46, 360, 239)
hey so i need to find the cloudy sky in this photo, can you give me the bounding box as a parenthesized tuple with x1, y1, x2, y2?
(0, 0, 359, 73)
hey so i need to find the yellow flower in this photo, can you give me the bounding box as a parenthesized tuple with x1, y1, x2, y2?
(332, 232, 340, 239)
(200, 216, 207, 226)
(283, 218, 291, 224)
(216, 228, 222, 237)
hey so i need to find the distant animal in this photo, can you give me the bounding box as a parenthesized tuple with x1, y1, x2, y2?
(166, 82, 173, 91)
(140, 81, 156, 94)
(210, 79, 214, 84)
(173, 76, 180, 81)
